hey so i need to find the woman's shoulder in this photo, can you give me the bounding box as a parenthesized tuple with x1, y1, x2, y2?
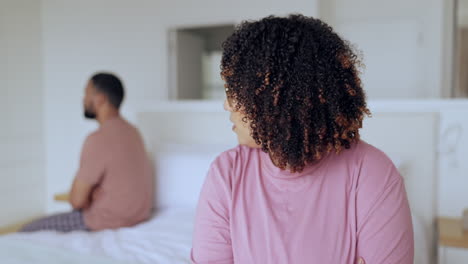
(212, 144, 259, 168)
(202, 145, 258, 195)
(326, 140, 401, 187)
(341, 140, 395, 167)
(345, 140, 403, 188)
(209, 145, 261, 180)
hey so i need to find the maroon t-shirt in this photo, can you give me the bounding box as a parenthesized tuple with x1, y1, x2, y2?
(75, 116, 153, 230)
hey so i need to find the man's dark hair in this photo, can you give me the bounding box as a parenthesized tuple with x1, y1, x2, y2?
(90, 72, 125, 109)
(221, 14, 370, 172)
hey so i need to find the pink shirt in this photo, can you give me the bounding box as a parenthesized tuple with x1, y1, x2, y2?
(75, 117, 154, 230)
(191, 141, 413, 264)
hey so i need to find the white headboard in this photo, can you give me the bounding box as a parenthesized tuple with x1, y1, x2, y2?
(136, 101, 438, 260)
(361, 111, 438, 252)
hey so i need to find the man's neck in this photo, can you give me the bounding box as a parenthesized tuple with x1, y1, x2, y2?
(96, 108, 120, 126)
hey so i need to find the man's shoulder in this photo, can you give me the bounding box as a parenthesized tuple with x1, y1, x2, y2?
(106, 117, 139, 133)
(83, 130, 102, 147)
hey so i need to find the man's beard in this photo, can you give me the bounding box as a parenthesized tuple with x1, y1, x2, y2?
(84, 107, 96, 119)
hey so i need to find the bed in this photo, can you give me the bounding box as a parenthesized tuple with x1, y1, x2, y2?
(0, 209, 194, 264)
(0, 101, 437, 264)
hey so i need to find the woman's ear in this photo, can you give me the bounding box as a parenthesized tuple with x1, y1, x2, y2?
(224, 99, 234, 112)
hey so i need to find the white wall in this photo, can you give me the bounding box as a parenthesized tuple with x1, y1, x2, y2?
(0, 0, 45, 226)
(322, 0, 447, 99)
(41, 0, 319, 212)
(38, 0, 468, 222)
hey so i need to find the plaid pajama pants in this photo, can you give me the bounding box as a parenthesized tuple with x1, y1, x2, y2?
(19, 210, 89, 233)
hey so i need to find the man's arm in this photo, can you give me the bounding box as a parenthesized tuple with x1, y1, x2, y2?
(70, 133, 104, 210)
(69, 178, 94, 210)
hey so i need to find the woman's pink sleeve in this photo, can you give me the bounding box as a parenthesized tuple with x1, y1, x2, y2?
(355, 152, 414, 264)
(191, 157, 234, 264)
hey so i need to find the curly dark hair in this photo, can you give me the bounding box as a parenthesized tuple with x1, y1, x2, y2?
(221, 14, 370, 173)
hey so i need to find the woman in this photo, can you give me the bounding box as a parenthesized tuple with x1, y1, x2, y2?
(191, 14, 413, 264)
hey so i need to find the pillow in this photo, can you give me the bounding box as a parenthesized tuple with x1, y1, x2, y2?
(153, 143, 235, 210)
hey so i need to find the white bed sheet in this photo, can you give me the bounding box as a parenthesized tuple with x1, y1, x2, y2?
(2, 209, 194, 264)
(0, 239, 128, 264)
(1, 209, 429, 264)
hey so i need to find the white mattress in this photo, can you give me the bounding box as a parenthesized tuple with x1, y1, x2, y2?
(0, 239, 127, 264)
(1, 209, 194, 264)
(0, 209, 429, 264)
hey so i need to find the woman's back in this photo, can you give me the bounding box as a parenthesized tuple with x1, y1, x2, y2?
(192, 141, 413, 263)
(191, 14, 413, 264)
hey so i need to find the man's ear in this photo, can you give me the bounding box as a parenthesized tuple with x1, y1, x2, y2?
(94, 93, 107, 107)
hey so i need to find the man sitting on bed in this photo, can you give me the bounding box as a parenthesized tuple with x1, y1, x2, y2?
(20, 72, 154, 232)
